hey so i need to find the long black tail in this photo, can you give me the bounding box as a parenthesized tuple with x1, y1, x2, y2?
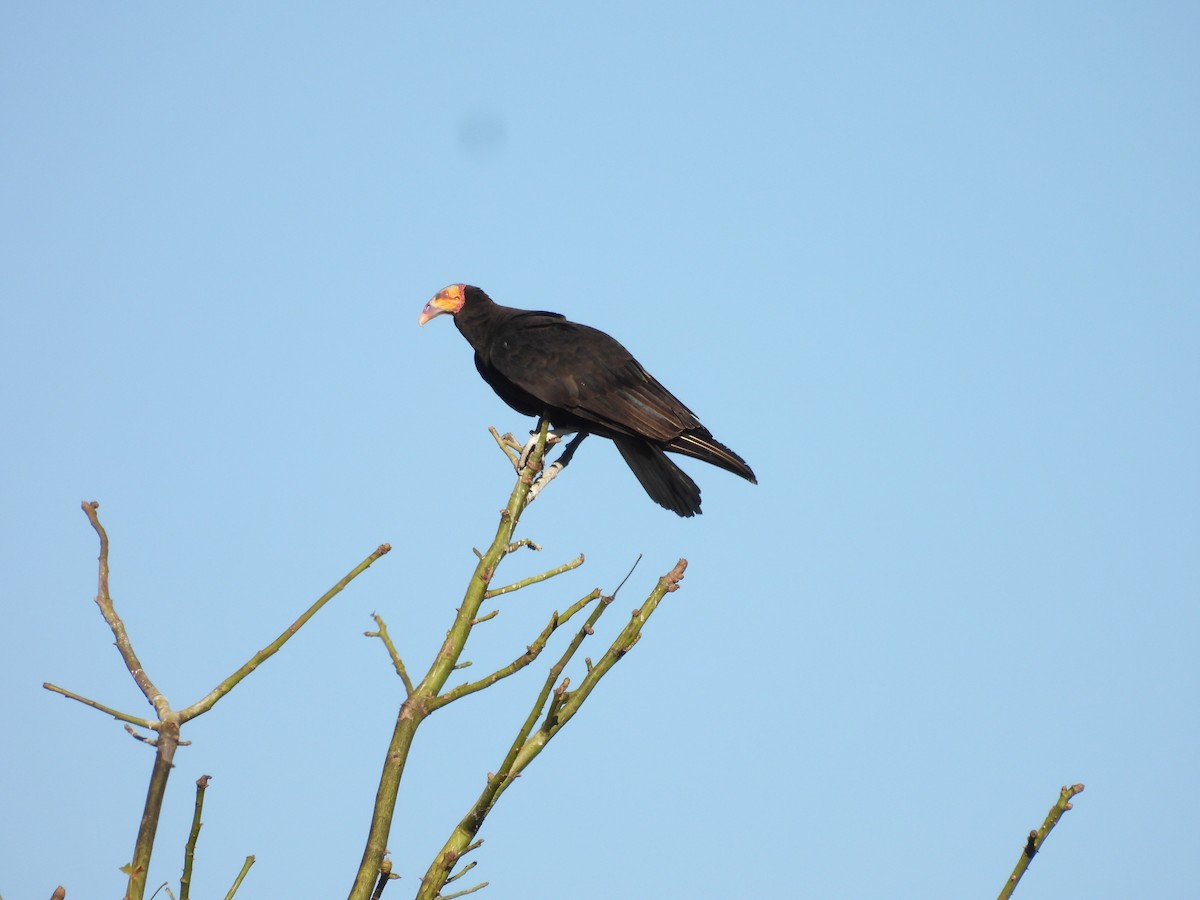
(663, 429, 757, 483)
(612, 436, 703, 517)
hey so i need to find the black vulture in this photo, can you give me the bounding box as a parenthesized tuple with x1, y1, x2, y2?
(419, 284, 756, 516)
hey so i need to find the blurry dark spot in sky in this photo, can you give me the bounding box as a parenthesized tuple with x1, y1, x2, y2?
(455, 109, 508, 162)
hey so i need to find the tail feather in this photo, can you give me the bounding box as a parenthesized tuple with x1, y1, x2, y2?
(612, 436, 702, 517)
(663, 430, 757, 484)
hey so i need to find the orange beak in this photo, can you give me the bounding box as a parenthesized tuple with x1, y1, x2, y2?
(418, 284, 467, 325)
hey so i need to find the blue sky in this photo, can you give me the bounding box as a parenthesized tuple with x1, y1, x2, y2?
(3, 4, 1197, 898)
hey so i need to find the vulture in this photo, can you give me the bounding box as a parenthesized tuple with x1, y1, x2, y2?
(418, 284, 756, 516)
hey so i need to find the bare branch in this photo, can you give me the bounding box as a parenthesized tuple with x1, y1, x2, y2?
(488, 426, 521, 467)
(222, 855, 255, 900)
(430, 589, 603, 711)
(178, 543, 392, 723)
(439, 882, 489, 899)
(415, 560, 687, 899)
(42, 682, 157, 730)
(365, 613, 414, 695)
(484, 554, 584, 599)
(445, 860, 478, 885)
(348, 424, 553, 898)
(179, 775, 211, 900)
(997, 783, 1085, 899)
(80, 501, 170, 718)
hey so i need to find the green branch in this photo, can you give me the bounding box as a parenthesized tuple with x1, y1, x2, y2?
(346, 422, 553, 900)
(430, 589, 603, 711)
(415, 559, 687, 899)
(997, 783, 1085, 899)
(222, 855, 256, 900)
(484, 553, 584, 599)
(42, 681, 157, 730)
(179, 775, 211, 900)
(365, 613, 414, 695)
(178, 543, 392, 723)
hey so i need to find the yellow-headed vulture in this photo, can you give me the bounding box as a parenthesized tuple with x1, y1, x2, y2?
(419, 284, 757, 516)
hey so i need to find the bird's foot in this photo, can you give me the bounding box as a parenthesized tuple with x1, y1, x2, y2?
(527, 432, 588, 504)
(527, 460, 564, 502)
(517, 428, 570, 473)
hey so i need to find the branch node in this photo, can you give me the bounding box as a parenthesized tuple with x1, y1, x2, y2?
(124, 724, 157, 745)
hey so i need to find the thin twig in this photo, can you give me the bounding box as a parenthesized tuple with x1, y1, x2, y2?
(42, 682, 157, 730)
(509, 559, 686, 774)
(416, 559, 688, 900)
(445, 860, 477, 885)
(67, 504, 388, 900)
(178, 544, 392, 722)
(365, 614, 414, 695)
(439, 882, 489, 899)
(222, 855, 255, 900)
(80, 501, 170, 718)
(430, 589, 603, 711)
(488, 426, 521, 467)
(179, 775, 211, 900)
(484, 554, 584, 599)
(997, 784, 1085, 900)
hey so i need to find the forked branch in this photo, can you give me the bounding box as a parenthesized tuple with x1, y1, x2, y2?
(415, 559, 687, 900)
(49, 502, 389, 900)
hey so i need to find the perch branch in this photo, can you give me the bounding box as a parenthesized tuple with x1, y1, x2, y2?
(348, 423, 553, 900)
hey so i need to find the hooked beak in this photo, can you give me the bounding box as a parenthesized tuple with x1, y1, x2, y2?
(418, 284, 467, 325)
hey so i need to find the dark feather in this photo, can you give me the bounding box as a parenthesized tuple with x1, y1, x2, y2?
(441, 285, 756, 515)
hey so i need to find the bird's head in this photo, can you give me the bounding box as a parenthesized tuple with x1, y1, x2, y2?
(418, 283, 468, 325)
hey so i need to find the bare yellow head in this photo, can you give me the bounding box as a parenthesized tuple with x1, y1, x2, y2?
(418, 284, 467, 325)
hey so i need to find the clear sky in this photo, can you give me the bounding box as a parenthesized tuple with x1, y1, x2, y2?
(3, 4, 1197, 898)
